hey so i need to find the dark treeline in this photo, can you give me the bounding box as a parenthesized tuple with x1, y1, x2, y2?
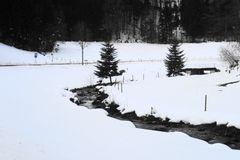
(181, 0, 240, 42)
(0, 0, 105, 52)
(0, 0, 240, 52)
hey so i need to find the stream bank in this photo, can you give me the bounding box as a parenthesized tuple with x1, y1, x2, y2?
(70, 85, 240, 150)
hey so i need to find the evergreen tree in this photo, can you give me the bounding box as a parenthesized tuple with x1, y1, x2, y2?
(95, 42, 122, 84)
(164, 39, 185, 77)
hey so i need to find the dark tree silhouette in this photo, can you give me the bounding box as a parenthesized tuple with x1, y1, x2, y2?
(95, 42, 123, 84)
(165, 39, 185, 77)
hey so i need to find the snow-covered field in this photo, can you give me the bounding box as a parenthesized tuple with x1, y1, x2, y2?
(0, 41, 229, 68)
(0, 42, 240, 159)
(103, 70, 240, 127)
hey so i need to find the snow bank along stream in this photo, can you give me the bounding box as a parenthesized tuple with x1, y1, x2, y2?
(71, 84, 240, 150)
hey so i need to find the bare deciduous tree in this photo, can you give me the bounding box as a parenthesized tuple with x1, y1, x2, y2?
(220, 43, 240, 69)
(79, 40, 88, 65)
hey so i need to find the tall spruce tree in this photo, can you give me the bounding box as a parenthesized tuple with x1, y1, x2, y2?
(95, 42, 122, 84)
(165, 39, 185, 77)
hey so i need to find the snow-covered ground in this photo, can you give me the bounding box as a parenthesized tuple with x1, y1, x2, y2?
(0, 42, 240, 159)
(103, 69, 240, 128)
(1, 65, 240, 160)
(0, 41, 229, 68)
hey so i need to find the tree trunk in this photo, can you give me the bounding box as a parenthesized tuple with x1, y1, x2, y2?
(82, 47, 84, 65)
(109, 76, 112, 84)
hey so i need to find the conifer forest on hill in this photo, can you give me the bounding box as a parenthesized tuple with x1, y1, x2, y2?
(0, 0, 240, 52)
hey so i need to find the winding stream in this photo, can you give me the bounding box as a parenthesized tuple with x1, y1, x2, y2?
(70, 85, 240, 150)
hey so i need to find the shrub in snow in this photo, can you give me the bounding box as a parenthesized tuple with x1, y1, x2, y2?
(95, 42, 125, 84)
(164, 39, 185, 77)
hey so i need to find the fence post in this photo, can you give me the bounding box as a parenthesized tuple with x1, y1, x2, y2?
(121, 83, 123, 93)
(205, 95, 207, 112)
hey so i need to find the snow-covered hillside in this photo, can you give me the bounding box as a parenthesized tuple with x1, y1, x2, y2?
(0, 42, 240, 159)
(0, 41, 229, 68)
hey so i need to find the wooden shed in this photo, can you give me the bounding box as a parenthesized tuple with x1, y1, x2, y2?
(182, 67, 220, 75)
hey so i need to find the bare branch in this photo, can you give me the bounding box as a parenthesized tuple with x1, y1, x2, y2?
(220, 43, 240, 69)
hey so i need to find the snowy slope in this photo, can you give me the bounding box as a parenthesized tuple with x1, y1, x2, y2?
(0, 41, 229, 68)
(0, 65, 240, 160)
(0, 43, 45, 65)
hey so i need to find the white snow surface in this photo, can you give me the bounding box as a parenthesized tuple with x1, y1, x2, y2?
(0, 42, 240, 159)
(103, 69, 240, 128)
(0, 41, 228, 67)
